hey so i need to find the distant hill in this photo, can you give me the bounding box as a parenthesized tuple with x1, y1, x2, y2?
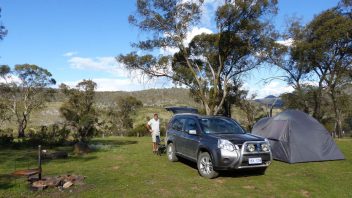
(53, 87, 199, 108)
(255, 95, 283, 108)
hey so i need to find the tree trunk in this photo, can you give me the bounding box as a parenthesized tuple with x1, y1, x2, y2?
(330, 91, 343, 138)
(17, 121, 26, 138)
(312, 86, 323, 122)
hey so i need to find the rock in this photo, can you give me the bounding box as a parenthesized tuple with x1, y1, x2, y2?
(73, 142, 91, 155)
(32, 180, 48, 190)
(63, 181, 73, 189)
(42, 176, 61, 187)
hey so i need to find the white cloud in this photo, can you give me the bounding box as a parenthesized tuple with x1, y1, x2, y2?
(276, 38, 294, 47)
(244, 80, 294, 99)
(63, 51, 78, 57)
(67, 56, 130, 77)
(0, 74, 21, 84)
(256, 81, 294, 98)
(160, 27, 213, 55)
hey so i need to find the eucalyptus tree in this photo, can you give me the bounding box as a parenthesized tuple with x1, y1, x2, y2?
(60, 80, 98, 142)
(302, 7, 352, 137)
(0, 64, 56, 137)
(118, 0, 277, 115)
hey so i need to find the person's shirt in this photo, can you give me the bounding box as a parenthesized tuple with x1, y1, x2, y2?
(148, 118, 160, 135)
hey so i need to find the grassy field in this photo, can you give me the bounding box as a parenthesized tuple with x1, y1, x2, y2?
(0, 137, 351, 198)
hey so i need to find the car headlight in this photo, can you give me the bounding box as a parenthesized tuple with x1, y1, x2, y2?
(247, 143, 255, 152)
(218, 139, 239, 152)
(261, 143, 270, 152)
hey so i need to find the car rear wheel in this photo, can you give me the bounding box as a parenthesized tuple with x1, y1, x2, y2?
(167, 143, 178, 162)
(197, 152, 219, 179)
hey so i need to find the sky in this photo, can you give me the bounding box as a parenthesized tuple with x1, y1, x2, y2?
(0, 0, 340, 98)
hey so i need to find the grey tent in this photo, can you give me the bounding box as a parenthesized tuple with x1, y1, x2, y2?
(252, 110, 345, 163)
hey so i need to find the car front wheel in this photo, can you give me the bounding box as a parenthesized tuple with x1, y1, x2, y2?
(167, 143, 178, 162)
(197, 152, 219, 179)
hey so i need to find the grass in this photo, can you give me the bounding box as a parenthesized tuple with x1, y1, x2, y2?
(0, 137, 351, 198)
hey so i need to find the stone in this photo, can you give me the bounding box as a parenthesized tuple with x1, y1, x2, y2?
(63, 181, 73, 189)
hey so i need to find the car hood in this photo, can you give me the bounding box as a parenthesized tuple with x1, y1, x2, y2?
(208, 133, 265, 145)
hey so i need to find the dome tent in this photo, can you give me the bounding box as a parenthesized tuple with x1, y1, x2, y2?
(252, 110, 345, 163)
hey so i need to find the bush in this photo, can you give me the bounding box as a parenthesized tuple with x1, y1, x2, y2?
(27, 124, 70, 146)
(128, 124, 149, 137)
(0, 128, 14, 146)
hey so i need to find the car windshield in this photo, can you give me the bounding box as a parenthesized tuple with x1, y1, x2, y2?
(199, 117, 245, 134)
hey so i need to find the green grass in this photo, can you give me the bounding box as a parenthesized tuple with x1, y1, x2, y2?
(1, 137, 351, 198)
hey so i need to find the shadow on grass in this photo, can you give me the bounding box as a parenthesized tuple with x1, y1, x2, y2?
(0, 174, 15, 190)
(89, 139, 138, 147)
(177, 158, 266, 178)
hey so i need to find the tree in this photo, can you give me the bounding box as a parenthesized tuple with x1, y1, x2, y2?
(0, 64, 56, 138)
(267, 18, 313, 114)
(60, 80, 98, 142)
(0, 8, 7, 40)
(229, 80, 266, 131)
(301, 7, 352, 137)
(118, 0, 277, 115)
(104, 96, 143, 135)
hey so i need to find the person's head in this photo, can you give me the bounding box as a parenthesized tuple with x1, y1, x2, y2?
(154, 113, 158, 120)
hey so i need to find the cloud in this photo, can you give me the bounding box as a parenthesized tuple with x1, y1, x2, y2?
(255, 81, 294, 98)
(160, 27, 213, 55)
(243, 80, 295, 99)
(0, 74, 21, 84)
(276, 38, 294, 47)
(67, 56, 130, 77)
(63, 51, 78, 57)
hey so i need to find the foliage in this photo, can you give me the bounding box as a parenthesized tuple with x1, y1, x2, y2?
(59, 80, 98, 142)
(0, 128, 14, 146)
(0, 64, 56, 138)
(128, 123, 148, 137)
(26, 124, 70, 146)
(229, 81, 266, 130)
(118, 0, 278, 115)
(0, 8, 7, 40)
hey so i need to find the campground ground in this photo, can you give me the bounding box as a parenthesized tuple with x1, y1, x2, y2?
(0, 136, 351, 198)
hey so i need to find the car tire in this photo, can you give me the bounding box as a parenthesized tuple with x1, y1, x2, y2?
(167, 143, 178, 162)
(253, 167, 267, 175)
(197, 152, 219, 179)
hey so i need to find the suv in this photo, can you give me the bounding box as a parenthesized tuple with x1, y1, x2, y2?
(165, 107, 272, 179)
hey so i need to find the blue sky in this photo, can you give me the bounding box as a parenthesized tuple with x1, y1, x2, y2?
(0, 0, 340, 98)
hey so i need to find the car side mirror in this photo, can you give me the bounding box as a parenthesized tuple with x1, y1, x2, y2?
(188, 130, 197, 135)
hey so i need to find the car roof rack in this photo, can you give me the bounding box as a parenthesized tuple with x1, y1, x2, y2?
(165, 106, 199, 114)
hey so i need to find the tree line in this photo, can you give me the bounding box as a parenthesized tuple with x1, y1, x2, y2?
(0, 1, 351, 141)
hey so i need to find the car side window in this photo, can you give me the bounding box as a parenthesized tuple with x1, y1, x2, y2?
(184, 119, 198, 133)
(171, 118, 186, 131)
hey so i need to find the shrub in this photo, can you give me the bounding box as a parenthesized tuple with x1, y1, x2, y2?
(128, 124, 148, 137)
(0, 128, 14, 146)
(27, 124, 70, 146)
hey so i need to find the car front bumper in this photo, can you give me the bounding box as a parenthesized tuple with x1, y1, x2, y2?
(213, 141, 272, 170)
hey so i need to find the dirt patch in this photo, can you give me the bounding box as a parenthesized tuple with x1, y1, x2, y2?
(215, 179, 225, 184)
(115, 155, 125, 161)
(242, 185, 256, 190)
(112, 166, 119, 170)
(300, 190, 311, 197)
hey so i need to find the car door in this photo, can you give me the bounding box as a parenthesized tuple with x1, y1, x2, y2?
(170, 117, 186, 154)
(183, 118, 201, 160)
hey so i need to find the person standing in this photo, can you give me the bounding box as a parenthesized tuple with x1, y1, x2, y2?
(146, 113, 160, 154)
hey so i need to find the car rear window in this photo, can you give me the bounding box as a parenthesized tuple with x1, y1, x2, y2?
(171, 118, 186, 131)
